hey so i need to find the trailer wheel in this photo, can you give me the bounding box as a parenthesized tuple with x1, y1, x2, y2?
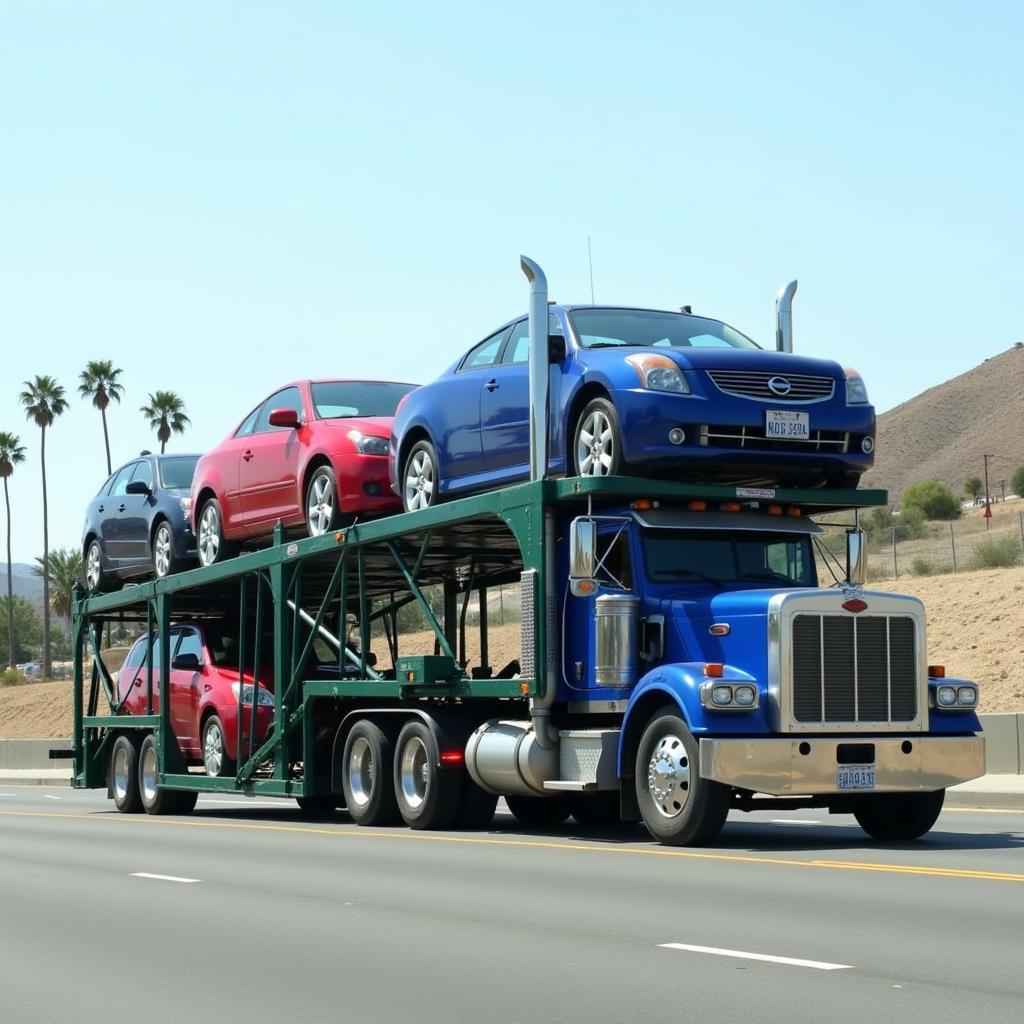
(572, 398, 622, 478)
(852, 790, 945, 841)
(505, 794, 572, 826)
(138, 734, 183, 815)
(295, 795, 342, 814)
(456, 780, 498, 829)
(342, 720, 400, 826)
(635, 708, 730, 846)
(202, 715, 236, 778)
(174, 790, 198, 814)
(111, 734, 143, 813)
(394, 721, 462, 830)
(569, 791, 621, 827)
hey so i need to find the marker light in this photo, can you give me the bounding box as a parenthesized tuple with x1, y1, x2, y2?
(688, 501, 708, 512)
(767, 505, 783, 515)
(928, 665, 946, 678)
(440, 750, 464, 765)
(721, 501, 741, 513)
(786, 507, 802, 517)
(704, 663, 724, 678)
(631, 499, 652, 511)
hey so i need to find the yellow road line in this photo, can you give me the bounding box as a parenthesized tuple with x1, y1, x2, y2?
(3, 809, 1023, 883)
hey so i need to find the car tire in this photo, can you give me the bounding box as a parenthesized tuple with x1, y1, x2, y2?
(110, 734, 143, 813)
(85, 539, 107, 594)
(341, 719, 400, 826)
(138, 733, 183, 815)
(305, 464, 342, 537)
(505, 794, 572, 826)
(572, 397, 623, 478)
(201, 714, 237, 778)
(393, 720, 462, 830)
(197, 497, 237, 567)
(402, 439, 440, 513)
(151, 520, 183, 579)
(635, 708, 730, 846)
(852, 790, 945, 841)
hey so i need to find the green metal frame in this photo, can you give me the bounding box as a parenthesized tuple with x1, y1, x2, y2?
(70, 477, 887, 797)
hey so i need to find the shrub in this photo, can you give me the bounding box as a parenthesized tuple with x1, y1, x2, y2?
(0, 668, 29, 687)
(1012, 465, 1024, 500)
(902, 480, 962, 521)
(970, 536, 1023, 569)
(911, 558, 932, 576)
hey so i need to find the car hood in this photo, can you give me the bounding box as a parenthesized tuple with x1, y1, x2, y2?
(315, 415, 394, 436)
(588, 346, 847, 379)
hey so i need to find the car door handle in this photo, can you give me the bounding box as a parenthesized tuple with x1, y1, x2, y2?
(242, 449, 254, 462)
(484, 379, 499, 392)
(97, 505, 104, 513)
(117, 504, 126, 512)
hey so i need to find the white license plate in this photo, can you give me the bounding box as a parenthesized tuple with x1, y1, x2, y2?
(837, 765, 875, 791)
(765, 410, 810, 440)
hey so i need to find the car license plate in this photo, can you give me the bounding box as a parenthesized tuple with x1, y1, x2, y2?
(837, 765, 875, 791)
(765, 410, 810, 440)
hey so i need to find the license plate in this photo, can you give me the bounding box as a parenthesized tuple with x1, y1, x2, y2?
(837, 765, 875, 791)
(765, 410, 810, 440)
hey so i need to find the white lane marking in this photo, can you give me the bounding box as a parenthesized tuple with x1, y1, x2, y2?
(0, 793, 16, 797)
(131, 872, 200, 884)
(44, 794, 60, 800)
(659, 943, 853, 971)
(769, 819, 821, 825)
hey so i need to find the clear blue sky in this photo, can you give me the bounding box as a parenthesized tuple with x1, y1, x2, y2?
(1, 1, 1021, 563)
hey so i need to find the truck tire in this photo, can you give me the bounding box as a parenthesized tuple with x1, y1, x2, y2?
(138, 734, 183, 815)
(342, 720, 400, 826)
(852, 790, 945, 841)
(456, 780, 499, 829)
(505, 794, 572, 826)
(569, 791, 621, 827)
(394, 720, 462, 829)
(110, 734, 143, 814)
(635, 708, 730, 846)
(295, 795, 342, 814)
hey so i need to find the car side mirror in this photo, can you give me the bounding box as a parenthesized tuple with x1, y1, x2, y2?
(548, 335, 566, 364)
(568, 517, 598, 596)
(171, 652, 202, 671)
(125, 480, 151, 496)
(268, 407, 300, 429)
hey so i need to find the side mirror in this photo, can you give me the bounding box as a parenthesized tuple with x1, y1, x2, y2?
(171, 652, 201, 671)
(125, 480, 151, 496)
(268, 407, 300, 429)
(568, 517, 597, 596)
(548, 335, 566, 364)
(845, 528, 866, 588)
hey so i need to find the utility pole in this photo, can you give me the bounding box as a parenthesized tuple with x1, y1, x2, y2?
(998, 479, 1006, 503)
(983, 453, 992, 530)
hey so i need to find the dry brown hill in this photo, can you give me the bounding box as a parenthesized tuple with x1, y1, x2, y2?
(861, 344, 1024, 504)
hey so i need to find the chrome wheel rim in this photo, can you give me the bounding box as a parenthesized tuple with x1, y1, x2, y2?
(404, 450, 434, 511)
(576, 410, 614, 476)
(647, 733, 690, 819)
(112, 744, 130, 803)
(399, 735, 429, 811)
(307, 473, 335, 535)
(153, 525, 172, 577)
(203, 721, 224, 777)
(198, 504, 220, 566)
(86, 543, 102, 590)
(140, 744, 158, 804)
(347, 736, 375, 809)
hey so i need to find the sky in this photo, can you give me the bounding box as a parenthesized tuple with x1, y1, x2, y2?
(0, 1, 1021, 564)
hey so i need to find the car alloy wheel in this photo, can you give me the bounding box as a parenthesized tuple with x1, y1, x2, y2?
(85, 541, 103, 591)
(306, 469, 336, 536)
(197, 502, 221, 566)
(153, 523, 173, 578)
(575, 407, 616, 477)
(404, 447, 435, 512)
(203, 719, 225, 777)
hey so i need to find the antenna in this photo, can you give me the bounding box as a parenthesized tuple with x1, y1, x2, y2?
(587, 236, 595, 304)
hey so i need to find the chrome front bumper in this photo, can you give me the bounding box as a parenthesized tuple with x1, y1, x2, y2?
(700, 735, 985, 795)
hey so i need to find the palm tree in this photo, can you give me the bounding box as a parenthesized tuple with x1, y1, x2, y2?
(79, 360, 124, 476)
(20, 375, 68, 677)
(140, 391, 190, 453)
(33, 548, 84, 626)
(0, 432, 27, 669)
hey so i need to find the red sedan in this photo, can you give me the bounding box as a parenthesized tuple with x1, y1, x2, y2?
(115, 622, 275, 778)
(190, 379, 416, 566)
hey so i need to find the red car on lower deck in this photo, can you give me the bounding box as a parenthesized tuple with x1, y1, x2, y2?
(190, 379, 416, 567)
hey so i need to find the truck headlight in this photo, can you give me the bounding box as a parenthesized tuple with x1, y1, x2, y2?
(733, 685, 756, 707)
(711, 685, 732, 706)
(957, 685, 978, 707)
(936, 685, 957, 707)
(699, 681, 759, 711)
(626, 354, 690, 394)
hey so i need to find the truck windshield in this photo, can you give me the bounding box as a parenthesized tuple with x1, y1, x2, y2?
(641, 529, 816, 587)
(569, 308, 760, 350)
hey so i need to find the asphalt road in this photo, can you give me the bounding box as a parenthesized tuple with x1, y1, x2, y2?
(1, 788, 1023, 1023)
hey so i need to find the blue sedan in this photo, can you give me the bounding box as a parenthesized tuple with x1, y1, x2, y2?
(83, 452, 200, 591)
(390, 306, 875, 511)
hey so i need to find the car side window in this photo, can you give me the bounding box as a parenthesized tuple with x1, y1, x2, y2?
(175, 628, 203, 663)
(255, 386, 303, 432)
(109, 463, 138, 497)
(123, 637, 148, 670)
(460, 328, 511, 372)
(130, 460, 154, 491)
(502, 314, 564, 365)
(234, 404, 263, 438)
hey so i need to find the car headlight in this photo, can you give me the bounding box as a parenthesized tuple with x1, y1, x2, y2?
(349, 431, 389, 456)
(231, 682, 275, 706)
(626, 354, 690, 394)
(179, 497, 192, 520)
(845, 368, 869, 404)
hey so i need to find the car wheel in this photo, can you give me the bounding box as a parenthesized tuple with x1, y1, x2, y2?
(85, 539, 107, 593)
(393, 720, 462, 830)
(402, 439, 439, 513)
(202, 714, 236, 778)
(152, 520, 182, 579)
(341, 719, 400, 826)
(138, 733, 186, 815)
(306, 464, 341, 537)
(572, 398, 622, 477)
(635, 708, 730, 846)
(197, 498, 233, 567)
(110, 734, 142, 813)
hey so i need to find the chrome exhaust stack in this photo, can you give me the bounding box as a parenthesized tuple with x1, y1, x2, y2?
(521, 255, 550, 482)
(775, 279, 798, 353)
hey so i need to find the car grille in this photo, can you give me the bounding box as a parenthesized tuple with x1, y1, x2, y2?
(700, 424, 849, 452)
(707, 370, 835, 402)
(791, 614, 917, 724)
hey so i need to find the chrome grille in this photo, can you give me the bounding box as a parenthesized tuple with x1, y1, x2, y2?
(708, 370, 835, 402)
(700, 424, 849, 452)
(792, 613, 917, 724)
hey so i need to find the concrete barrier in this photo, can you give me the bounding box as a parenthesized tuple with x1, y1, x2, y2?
(0, 739, 72, 769)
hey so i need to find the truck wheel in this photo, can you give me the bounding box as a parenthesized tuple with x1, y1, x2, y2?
(572, 398, 622, 478)
(394, 720, 462, 830)
(110, 734, 143, 813)
(852, 790, 945, 841)
(174, 790, 198, 814)
(138, 734, 182, 815)
(505, 794, 572, 826)
(457, 780, 498, 829)
(342, 720, 400, 826)
(202, 715, 236, 778)
(569, 791, 621, 826)
(635, 708, 730, 846)
(295, 795, 342, 814)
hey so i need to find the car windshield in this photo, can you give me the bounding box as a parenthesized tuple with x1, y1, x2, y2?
(641, 529, 815, 587)
(311, 381, 416, 419)
(204, 623, 276, 672)
(158, 456, 199, 490)
(569, 308, 760, 350)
